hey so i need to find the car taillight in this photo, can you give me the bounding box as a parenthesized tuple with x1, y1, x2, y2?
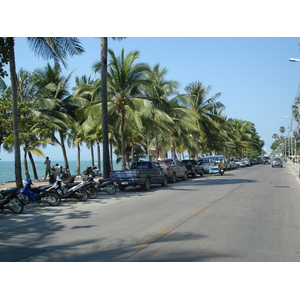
(136, 171, 140, 178)
(166, 167, 170, 173)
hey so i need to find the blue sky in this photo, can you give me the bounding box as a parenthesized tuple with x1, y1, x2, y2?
(1, 36, 300, 161)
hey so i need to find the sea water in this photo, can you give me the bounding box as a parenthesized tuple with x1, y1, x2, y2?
(0, 160, 121, 183)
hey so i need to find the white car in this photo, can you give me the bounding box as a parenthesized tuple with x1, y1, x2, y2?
(235, 160, 246, 167)
(272, 157, 283, 167)
(241, 158, 251, 166)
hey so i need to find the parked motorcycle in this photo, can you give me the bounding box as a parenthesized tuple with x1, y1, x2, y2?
(55, 176, 89, 201)
(95, 178, 117, 195)
(0, 188, 24, 214)
(21, 178, 61, 206)
(83, 167, 116, 195)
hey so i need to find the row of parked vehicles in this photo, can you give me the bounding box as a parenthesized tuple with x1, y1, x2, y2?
(2, 155, 267, 214)
(110, 155, 256, 191)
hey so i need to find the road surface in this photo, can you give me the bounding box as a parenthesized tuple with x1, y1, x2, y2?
(1, 162, 300, 262)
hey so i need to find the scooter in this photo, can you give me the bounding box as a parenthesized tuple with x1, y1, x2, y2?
(55, 176, 89, 201)
(0, 188, 24, 214)
(219, 167, 225, 175)
(95, 178, 117, 195)
(83, 167, 117, 195)
(21, 177, 61, 206)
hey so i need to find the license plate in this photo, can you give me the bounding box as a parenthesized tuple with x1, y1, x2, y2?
(121, 181, 128, 185)
(18, 193, 24, 200)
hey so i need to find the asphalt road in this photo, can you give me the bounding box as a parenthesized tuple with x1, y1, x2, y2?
(1, 162, 300, 262)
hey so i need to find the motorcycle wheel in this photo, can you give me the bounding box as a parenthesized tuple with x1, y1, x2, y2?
(46, 192, 61, 206)
(104, 183, 117, 195)
(86, 186, 98, 199)
(9, 197, 24, 214)
(20, 195, 30, 205)
(78, 190, 88, 201)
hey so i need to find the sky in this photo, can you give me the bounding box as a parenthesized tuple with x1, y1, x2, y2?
(1, 1, 300, 162)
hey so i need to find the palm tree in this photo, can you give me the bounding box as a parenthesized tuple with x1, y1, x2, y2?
(6, 37, 84, 188)
(107, 48, 150, 170)
(33, 63, 77, 170)
(181, 81, 225, 157)
(142, 64, 179, 159)
(100, 37, 125, 178)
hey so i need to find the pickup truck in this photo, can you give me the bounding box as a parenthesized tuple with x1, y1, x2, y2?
(111, 161, 168, 191)
(158, 158, 188, 183)
(182, 159, 204, 177)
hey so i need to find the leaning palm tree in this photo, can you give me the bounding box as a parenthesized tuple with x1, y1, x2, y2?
(6, 37, 84, 188)
(33, 63, 77, 170)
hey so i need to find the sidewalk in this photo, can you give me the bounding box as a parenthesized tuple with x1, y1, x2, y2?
(287, 160, 299, 173)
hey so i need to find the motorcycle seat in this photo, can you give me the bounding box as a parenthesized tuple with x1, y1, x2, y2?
(0, 187, 19, 195)
(98, 178, 113, 184)
(65, 182, 79, 188)
(35, 185, 52, 191)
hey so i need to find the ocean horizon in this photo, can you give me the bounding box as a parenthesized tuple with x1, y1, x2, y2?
(0, 160, 121, 183)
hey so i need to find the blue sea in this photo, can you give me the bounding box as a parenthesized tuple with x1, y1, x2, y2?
(0, 160, 121, 183)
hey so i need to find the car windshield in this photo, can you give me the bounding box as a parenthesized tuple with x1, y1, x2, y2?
(274, 158, 281, 161)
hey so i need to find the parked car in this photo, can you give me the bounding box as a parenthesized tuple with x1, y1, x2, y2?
(198, 157, 212, 174)
(250, 158, 258, 165)
(256, 157, 263, 164)
(235, 159, 246, 167)
(272, 157, 283, 167)
(241, 158, 251, 166)
(182, 159, 204, 178)
(159, 159, 188, 183)
(111, 161, 168, 191)
(229, 160, 239, 169)
(223, 159, 232, 171)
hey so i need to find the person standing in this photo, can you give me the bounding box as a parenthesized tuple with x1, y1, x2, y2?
(44, 156, 51, 179)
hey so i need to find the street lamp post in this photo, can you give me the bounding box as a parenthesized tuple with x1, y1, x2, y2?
(289, 57, 300, 162)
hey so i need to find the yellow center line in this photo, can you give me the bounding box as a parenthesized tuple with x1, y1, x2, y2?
(193, 203, 211, 214)
(133, 226, 175, 249)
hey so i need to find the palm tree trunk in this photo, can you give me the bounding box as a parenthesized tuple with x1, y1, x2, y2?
(101, 37, 111, 178)
(120, 111, 126, 170)
(155, 135, 159, 160)
(23, 149, 30, 178)
(76, 143, 81, 175)
(58, 130, 69, 170)
(97, 141, 101, 173)
(7, 37, 23, 188)
(110, 140, 113, 171)
(90, 140, 95, 167)
(28, 151, 38, 179)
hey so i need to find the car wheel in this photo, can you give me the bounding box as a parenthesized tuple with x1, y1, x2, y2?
(183, 172, 188, 181)
(161, 175, 168, 187)
(170, 172, 176, 183)
(143, 177, 151, 191)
